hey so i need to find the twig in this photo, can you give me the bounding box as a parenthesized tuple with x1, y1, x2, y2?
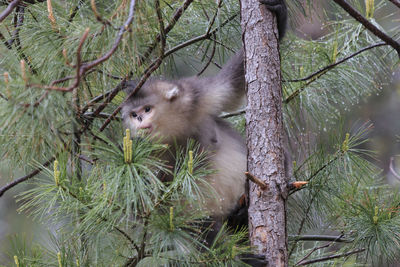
(68, 0, 85, 23)
(164, 13, 238, 57)
(155, 0, 166, 55)
(206, 0, 223, 36)
(289, 235, 352, 243)
(81, 0, 135, 70)
(0, 30, 12, 49)
(81, 88, 120, 113)
(220, 109, 245, 118)
(0, 157, 55, 197)
(245, 172, 268, 190)
(13, 5, 37, 74)
(30, 0, 136, 92)
(0, 0, 20, 23)
(284, 42, 387, 104)
(91, 69, 123, 80)
(0, 91, 8, 101)
(388, 0, 400, 8)
(29, 28, 90, 91)
(90, 0, 112, 27)
(333, 0, 400, 57)
(288, 188, 322, 258)
(57, 179, 139, 251)
(197, 37, 217, 76)
(83, 111, 122, 121)
(390, 157, 400, 181)
(289, 153, 340, 196)
(296, 243, 332, 266)
(114, 227, 140, 252)
(297, 248, 365, 266)
(288, 181, 308, 190)
(139, 0, 194, 64)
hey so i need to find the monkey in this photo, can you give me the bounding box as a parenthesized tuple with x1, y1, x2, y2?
(121, 1, 287, 265)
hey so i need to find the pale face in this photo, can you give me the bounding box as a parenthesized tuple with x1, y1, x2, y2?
(124, 104, 155, 137)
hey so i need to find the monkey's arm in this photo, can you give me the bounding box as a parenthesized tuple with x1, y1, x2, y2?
(259, 0, 287, 39)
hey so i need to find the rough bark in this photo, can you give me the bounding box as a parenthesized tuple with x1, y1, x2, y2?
(240, 1, 288, 266)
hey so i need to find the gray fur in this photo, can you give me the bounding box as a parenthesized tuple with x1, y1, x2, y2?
(121, 50, 247, 218)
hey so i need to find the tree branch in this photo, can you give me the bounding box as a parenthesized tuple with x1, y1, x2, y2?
(387, 0, 400, 9)
(139, 0, 194, 64)
(29, 0, 136, 92)
(220, 109, 245, 118)
(297, 248, 365, 266)
(333, 0, 400, 57)
(289, 234, 352, 243)
(0, 0, 20, 23)
(284, 42, 387, 104)
(0, 157, 54, 197)
(197, 37, 217, 76)
(245, 171, 268, 190)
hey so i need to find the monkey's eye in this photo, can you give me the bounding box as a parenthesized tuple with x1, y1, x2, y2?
(144, 106, 151, 113)
(131, 112, 137, 118)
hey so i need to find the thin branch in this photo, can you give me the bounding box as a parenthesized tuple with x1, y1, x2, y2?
(82, 0, 135, 70)
(155, 0, 166, 55)
(197, 37, 217, 76)
(288, 181, 308, 190)
(30, 0, 136, 92)
(206, 0, 223, 35)
(0, 157, 55, 197)
(81, 88, 120, 114)
(13, 5, 37, 74)
(91, 69, 123, 80)
(164, 13, 238, 57)
(289, 153, 340, 196)
(139, 0, 194, 64)
(83, 112, 122, 121)
(220, 109, 245, 118)
(296, 242, 333, 266)
(284, 42, 387, 104)
(0, 91, 8, 101)
(388, 0, 400, 8)
(0, 0, 20, 23)
(289, 235, 352, 243)
(114, 227, 140, 252)
(245, 171, 268, 190)
(288, 187, 322, 258)
(68, 0, 85, 23)
(0, 30, 12, 49)
(297, 248, 365, 266)
(333, 0, 400, 57)
(390, 157, 400, 181)
(90, 0, 112, 27)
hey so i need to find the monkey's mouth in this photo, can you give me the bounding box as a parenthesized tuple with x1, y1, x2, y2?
(137, 125, 153, 136)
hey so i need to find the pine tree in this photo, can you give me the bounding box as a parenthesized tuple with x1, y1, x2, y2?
(0, 0, 399, 266)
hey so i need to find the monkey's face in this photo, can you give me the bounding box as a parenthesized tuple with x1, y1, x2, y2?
(124, 104, 155, 136)
(122, 81, 191, 143)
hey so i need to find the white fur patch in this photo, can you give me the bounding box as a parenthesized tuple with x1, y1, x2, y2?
(165, 86, 179, 100)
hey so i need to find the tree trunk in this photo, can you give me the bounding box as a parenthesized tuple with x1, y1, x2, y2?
(240, 1, 288, 266)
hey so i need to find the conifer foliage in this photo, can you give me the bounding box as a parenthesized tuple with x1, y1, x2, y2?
(0, 0, 400, 266)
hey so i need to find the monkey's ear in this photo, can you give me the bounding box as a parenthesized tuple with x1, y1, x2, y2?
(164, 86, 180, 100)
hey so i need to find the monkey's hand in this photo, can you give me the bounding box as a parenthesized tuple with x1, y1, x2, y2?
(259, 0, 287, 39)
